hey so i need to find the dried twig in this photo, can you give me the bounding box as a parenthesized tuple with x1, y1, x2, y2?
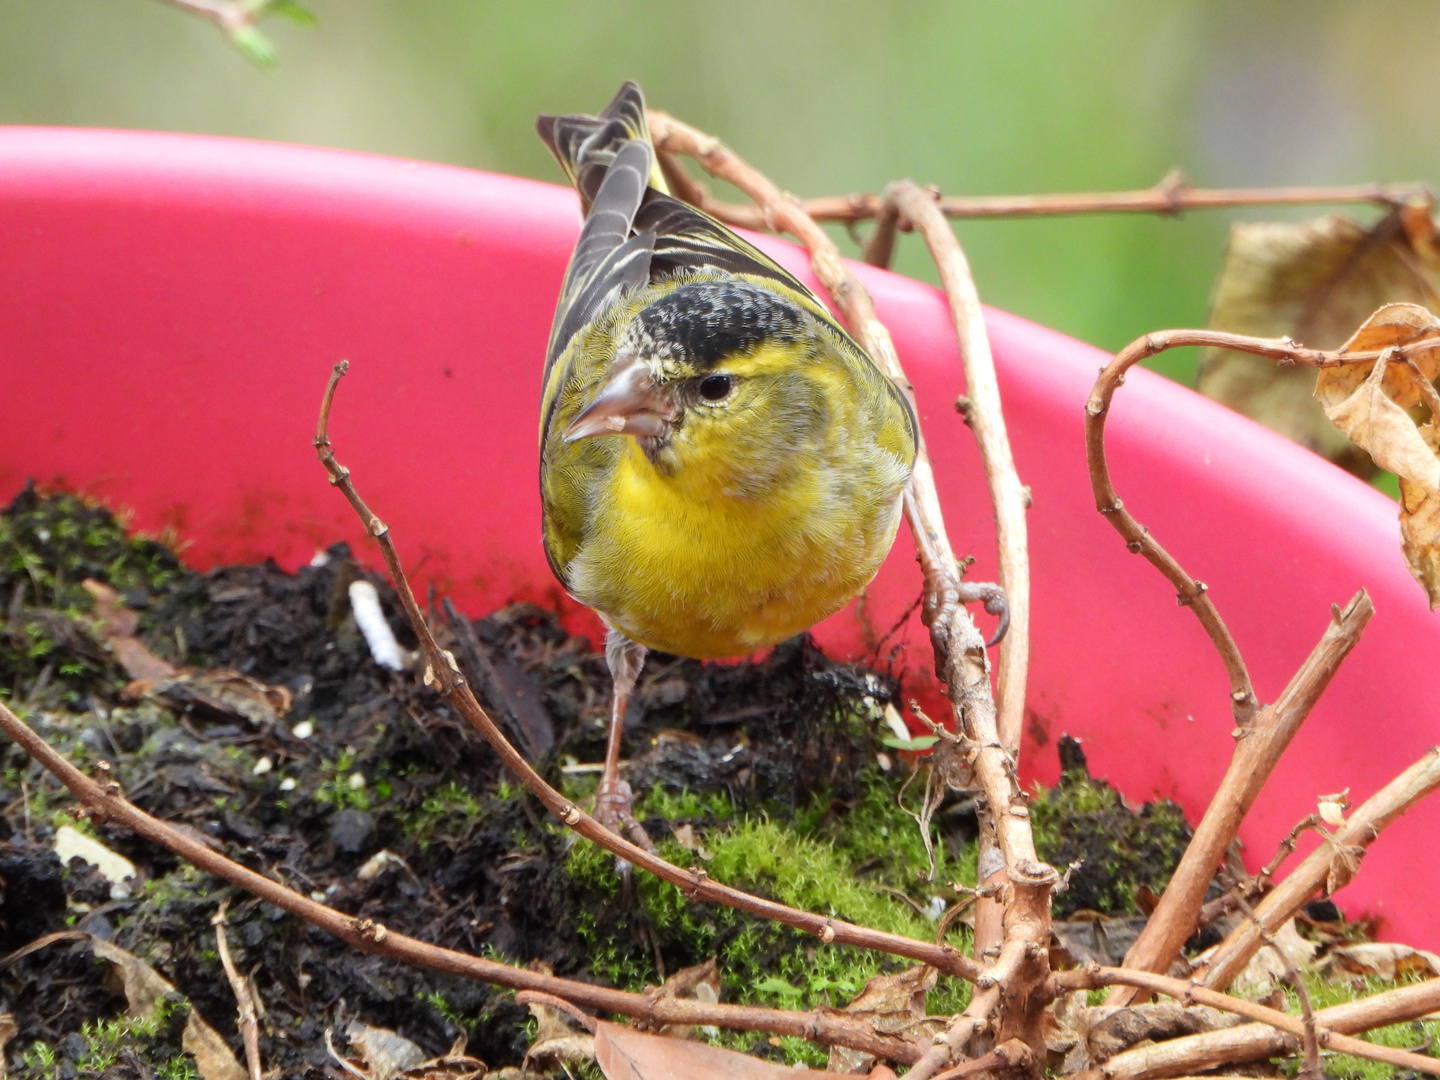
(211, 901, 263, 1080)
(1051, 965, 1440, 1076)
(313, 362, 981, 982)
(1087, 327, 1404, 1002)
(1202, 746, 1440, 992)
(648, 110, 1054, 1066)
(649, 166, 1431, 230)
(0, 698, 930, 1064)
(1063, 968, 1440, 1079)
(1109, 592, 1371, 1004)
(1234, 897, 1322, 1079)
(875, 178, 1033, 961)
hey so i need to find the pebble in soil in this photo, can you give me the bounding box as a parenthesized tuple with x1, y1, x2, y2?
(0, 487, 1202, 1077)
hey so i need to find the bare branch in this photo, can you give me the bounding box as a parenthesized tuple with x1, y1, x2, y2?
(658, 168, 1432, 230)
(867, 179, 1033, 962)
(879, 181, 1030, 759)
(1053, 965, 1440, 1076)
(1060, 966, 1440, 1079)
(0, 699, 931, 1063)
(211, 901, 263, 1080)
(1109, 592, 1372, 1003)
(1202, 746, 1440, 992)
(1234, 896, 1322, 1078)
(314, 361, 982, 982)
(647, 107, 1054, 1069)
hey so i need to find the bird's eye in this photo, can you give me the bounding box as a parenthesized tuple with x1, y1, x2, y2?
(698, 374, 733, 402)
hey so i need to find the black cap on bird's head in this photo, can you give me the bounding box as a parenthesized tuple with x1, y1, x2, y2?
(564, 279, 805, 444)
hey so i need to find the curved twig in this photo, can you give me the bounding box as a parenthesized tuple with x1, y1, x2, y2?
(1086, 327, 1440, 721)
(314, 362, 981, 982)
(648, 109, 1054, 1069)
(1110, 592, 1371, 1004)
(0, 699, 929, 1064)
(1202, 745, 1440, 992)
(879, 181, 1030, 756)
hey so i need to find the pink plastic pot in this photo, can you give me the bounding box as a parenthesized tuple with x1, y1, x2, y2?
(2, 129, 1437, 948)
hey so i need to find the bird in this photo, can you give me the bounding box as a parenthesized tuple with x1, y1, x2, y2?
(536, 82, 919, 847)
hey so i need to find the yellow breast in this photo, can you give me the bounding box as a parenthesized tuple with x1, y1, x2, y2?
(566, 435, 904, 658)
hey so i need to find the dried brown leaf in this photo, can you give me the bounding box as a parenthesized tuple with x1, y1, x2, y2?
(90, 937, 246, 1080)
(1323, 840, 1367, 896)
(1198, 209, 1440, 473)
(826, 965, 940, 1073)
(1225, 919, 1319, 995)
(594, 1020, 832, 1080)
(83, 578, 292, 718)
(151, 670, 293, 726)
(523, 987, 597, 1073)
(346, 1020, 428, 1080)
(1401, 473, 1440, 607)
(0, 1012, 17, 1080)
(83, 579, 178, 681)
(1315, 303, 1440, 605)
(1323, 942, 1440, 981)
(1059, 1003, 1245, 1074)
(651, 958, 721, 1041)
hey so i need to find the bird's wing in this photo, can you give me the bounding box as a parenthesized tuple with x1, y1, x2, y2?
(538, 81, 866, 386)
(543, 140, 657, 378)
(635, 193, 846, 332)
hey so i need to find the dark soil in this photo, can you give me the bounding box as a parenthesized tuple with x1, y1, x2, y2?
(0, 486, 1197, 1079)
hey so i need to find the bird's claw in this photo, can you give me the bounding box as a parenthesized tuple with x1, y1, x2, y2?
(957, 581, 1010, 648)
(594, 775, 656, 853)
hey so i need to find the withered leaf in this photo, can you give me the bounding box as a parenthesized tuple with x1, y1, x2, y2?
(90, 937, 246, 1080)
(1198, 208, 1440, 475)
(1315, 303, 1440, 606)
(522, 986, 596, 1073)
(651, 958, 721, 1041)
(1323, 941, 1440, 981)
(1324, 840, 1367, 896)
(826, 965, 940, 1074)
(345, 1020, 427, 1080)
(594, 1020, 833, 1080)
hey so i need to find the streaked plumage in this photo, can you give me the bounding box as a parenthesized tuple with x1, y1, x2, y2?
(535, 82, 917, 839)
(537, 82, 917, 660)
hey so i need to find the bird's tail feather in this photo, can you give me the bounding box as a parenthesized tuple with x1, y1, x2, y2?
(536, 81, 668, 214)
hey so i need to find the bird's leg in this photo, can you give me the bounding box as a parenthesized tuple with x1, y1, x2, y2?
(595, 629, 654, 852)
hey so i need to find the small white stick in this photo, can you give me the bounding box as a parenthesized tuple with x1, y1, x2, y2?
(348, 580, 406, 671)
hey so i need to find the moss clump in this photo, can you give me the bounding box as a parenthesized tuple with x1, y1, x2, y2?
(1284, 974, 1440, 1079)
(563, 769, 974, 1068)
(0, 483, 194, 710)
(1030, 739, 1191, 917)
(19, 993, 198, 1080)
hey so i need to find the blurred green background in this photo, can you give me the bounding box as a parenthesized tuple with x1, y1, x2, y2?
(3, 0, 1436, 383)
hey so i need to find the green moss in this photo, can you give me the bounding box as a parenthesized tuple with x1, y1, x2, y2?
(19, 994, 198, 1080)
(637, 785, 734, 823)
(563, 776, 974, 1036)
(0, 486, 196, 710)
(1275, 974, 1440, 1079)
(398, 779, 485, 846)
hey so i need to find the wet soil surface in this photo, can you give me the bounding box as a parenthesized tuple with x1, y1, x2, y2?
(0, 487, 1198, 1078)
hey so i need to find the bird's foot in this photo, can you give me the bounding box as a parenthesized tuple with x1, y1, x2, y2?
(594, 775, 656, 853)
(957, 580, 1010, 646)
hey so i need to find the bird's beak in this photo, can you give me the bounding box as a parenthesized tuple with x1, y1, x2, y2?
(564, 357, 677, 442)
